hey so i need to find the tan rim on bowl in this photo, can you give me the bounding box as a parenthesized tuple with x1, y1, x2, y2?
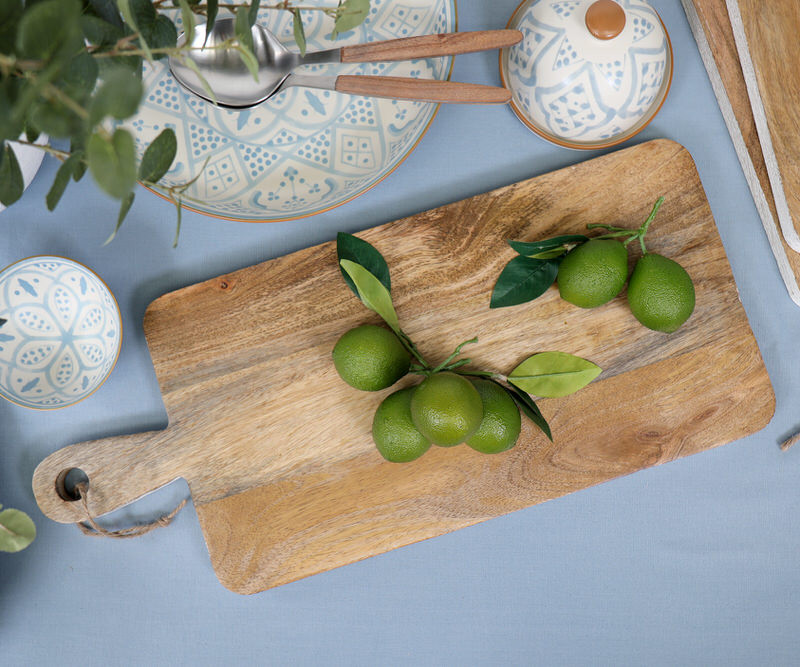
(499, 0, 673, 151)
(141, 2, 459, 223)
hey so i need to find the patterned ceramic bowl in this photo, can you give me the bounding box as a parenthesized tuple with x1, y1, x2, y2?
(500, 0, 672, 149)
(123, 0, 456, 222)
(0, 257, 122, 410)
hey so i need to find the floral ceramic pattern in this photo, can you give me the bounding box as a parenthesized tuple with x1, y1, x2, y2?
(0, 258, 121, 409)
(503, 0, 670, 146)
(123, 0, 455, 221)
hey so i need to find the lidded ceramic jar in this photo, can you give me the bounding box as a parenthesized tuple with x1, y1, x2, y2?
(500, 0, 673, 149)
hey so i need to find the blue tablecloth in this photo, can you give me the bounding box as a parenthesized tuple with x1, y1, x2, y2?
(3, 1, 799, 663)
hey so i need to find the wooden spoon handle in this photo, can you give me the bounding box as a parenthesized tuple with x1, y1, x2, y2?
(335, 75, 511, 104)
(340, 30, 523, 63)
(33, 429, 181, 524)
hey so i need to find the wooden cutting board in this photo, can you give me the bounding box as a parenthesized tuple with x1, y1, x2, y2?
(685, 0, 800, 303)
(33, 140, 774, 594)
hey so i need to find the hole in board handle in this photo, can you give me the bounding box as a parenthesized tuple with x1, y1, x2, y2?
(55, 468, 89, 502)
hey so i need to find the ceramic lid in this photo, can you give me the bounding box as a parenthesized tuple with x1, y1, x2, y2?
(501, 0, 672, 149)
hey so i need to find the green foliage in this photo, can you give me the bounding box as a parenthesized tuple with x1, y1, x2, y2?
(0, 0, 371, 245)
(0, 504, 36, 553)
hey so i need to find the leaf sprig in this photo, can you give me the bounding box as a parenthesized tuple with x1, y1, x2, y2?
(336, 232, 603, 442)
(490, 197, 666, 309)
(0, 0, 371, 244)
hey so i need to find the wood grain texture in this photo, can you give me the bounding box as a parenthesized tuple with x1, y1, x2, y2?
(33, 140, 774, 594)
(340, 30, 523, 63)
(689, 0, 800, 296)
(334, 75, 511, 104)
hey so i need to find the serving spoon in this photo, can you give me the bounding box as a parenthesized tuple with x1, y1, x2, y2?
(169, 18, 521, 108)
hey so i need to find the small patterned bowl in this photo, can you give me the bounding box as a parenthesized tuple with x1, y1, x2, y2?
(0, 257, 122, 410)
(500, 0, 672, 149)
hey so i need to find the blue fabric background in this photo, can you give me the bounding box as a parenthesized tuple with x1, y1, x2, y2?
(3, 1, 799, 663)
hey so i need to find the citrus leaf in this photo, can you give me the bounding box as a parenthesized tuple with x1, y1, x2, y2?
(104, 191, 135, 245)
(0, 143, 24, 207)
(509, 235, 588, 259)
(340, 259, 400, 331)
(87, 128, 137, 199)
(292, 8, 306, 56)
(509, 352, 602, 398)
(138, 127, 176, 183)
(46, 150, 83, 210)
(337, 232, 390, 296)
(490, 256, 558, 309)
(332, 0, 370, 39)
(494, 380, 552, 441)
(0, 507, 36, 553)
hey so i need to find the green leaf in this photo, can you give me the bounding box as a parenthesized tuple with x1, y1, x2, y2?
(177, 54, 217, 104)
(0, 80, 25, 143)
(340, 258, 400, 331)
(235, 6, 254, 54)
(509, 352, 602, 398)
(104, 191, 135, 245)
(508, 235, 589, 260)
(87, 128, 137, 199)
(0, 506, 36, 553)
(138, 128, 177, 182)
(16, 0, 82, 60)
(30, 98, 80, 138)
(204, 0, 218, 47)
(46, 151, 83, 210)
(117, 0, 178, 60)
(247, 0, 260, 26)
(336, 232, 391, 297)
(332, 0, 370, 39)
(24, 121, 40, 143)
(70, 136, 87, 181)
(0, 143, 24, 206)
(89, 68, 144, 125)
(173, 197, 182, 248)
(495, 380, 552, 441)
(0, 0, 24, 54)
(59, 51, 99, 105)
(490, 256, 559, 309)
(81, 14, 124, 47)
(87, 0, 124, 29)
(177, 0, 194, 47)
(292, 8, 306, 56)
(236, 41, 260, 82)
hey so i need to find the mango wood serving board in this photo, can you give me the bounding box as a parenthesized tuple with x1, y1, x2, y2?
(33, 140, 774, 594)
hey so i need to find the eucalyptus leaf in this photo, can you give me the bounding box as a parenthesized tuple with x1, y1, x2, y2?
(292, 8, 306, 56)
(173, 197, 183, 248)
(490, 256, 559, 309)
(138, 127, 177, 183)
(89, 68, 144, 125)
(332, 0, 370, 38)
(0, 0, 23, 54)
(177, 0, 194, 47)
(0, 506, 36, 553)
(247, 0, 260, 27)
(509, 352, 602, 398)
(87, 0, 124, 29)
(340, 258, 400, 331)
(46, 150, 83, 210)
(30, 98, 80, 138)
(0, 143, 24, 207)
(104, 191, 135, 245)
(336, 232, 391, 296)
(60, 51, 99, 105)
(80, 14, 124, 47)
(508, 235, 588, 259)
(235, 6, 254, 55)
(177, 55, 218, 104)
(24, 121, 40, 143)
(70, 136, 87, 181)
(117, 0, 153, 61)
(203, 0, 218, 47)
(495, 380, 552, 441)
(87, 128, 137, 199)
(16, 0, 82, 60)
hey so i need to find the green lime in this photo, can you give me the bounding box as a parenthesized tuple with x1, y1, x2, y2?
(627, 253, 695, 333)
(410, 372, 483, 447)
(332, 324, 410, 392)
(372, 387, 431, 463)
(465, 379, 521, 454)
(557, 239, 629, 308)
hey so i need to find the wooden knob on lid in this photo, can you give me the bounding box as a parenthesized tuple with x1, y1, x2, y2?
(585, 0, 626, 40)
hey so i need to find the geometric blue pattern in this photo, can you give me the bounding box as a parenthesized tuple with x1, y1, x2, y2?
(503, 0, 669, 145)
(0, 257, 121, 409)
(122, 0, 455, 221)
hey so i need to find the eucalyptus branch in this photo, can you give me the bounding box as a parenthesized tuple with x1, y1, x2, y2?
(12, 140, 70, 162)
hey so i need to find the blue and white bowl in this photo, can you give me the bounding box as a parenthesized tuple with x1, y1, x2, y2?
(0, 257, 122, 410)
(501, 0, 672, 149)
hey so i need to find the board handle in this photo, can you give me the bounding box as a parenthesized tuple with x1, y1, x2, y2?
(33, 429, 181, 524)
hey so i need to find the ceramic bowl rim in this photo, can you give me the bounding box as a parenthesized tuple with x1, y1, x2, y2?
(499, 0, 674, 150)
(0, 255, 123, 411)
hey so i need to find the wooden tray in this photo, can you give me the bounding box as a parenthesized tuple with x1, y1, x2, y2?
(33, 140, 774, 594)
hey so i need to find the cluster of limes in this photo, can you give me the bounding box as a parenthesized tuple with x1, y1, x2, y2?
(332, 325, 521, 463)
(557, 199, 695, 333)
